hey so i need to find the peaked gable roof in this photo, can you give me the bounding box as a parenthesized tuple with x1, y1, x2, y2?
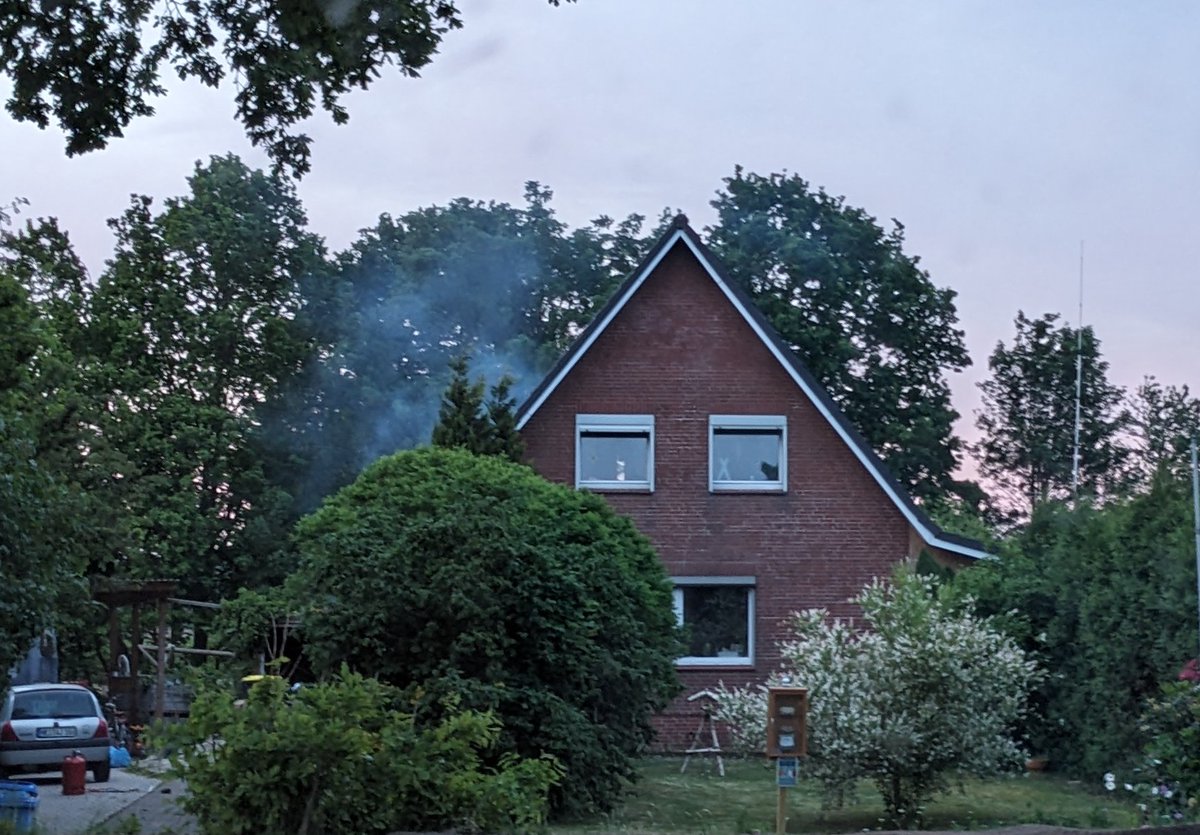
(516, 214, 990, 562)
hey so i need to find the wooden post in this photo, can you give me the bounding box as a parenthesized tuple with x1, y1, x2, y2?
(130, 604, 141, 722)
(776, 786, 788, 835)
(107, 607, 121, 674)
(155, 597, 167, 722)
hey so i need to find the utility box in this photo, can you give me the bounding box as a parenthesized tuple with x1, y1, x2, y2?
(766, 686, 808, 759)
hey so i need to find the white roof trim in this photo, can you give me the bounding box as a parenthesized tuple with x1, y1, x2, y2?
(517, 229, 991, 562)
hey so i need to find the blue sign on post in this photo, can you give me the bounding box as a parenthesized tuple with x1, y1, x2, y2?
(776, 756, 798, 788)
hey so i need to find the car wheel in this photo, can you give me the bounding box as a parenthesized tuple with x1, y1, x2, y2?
(92, 758, 111, 783)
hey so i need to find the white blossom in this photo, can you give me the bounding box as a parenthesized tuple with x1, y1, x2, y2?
(716, 569, 1041, 827)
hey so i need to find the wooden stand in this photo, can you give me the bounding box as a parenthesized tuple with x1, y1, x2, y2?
(680, 690, 724, 777)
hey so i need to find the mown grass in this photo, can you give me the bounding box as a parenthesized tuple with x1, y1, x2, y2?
(552, 757, 1142, 834)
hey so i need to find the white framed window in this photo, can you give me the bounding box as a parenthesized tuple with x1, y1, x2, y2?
(672, 576, 755, 667)
(575, 414, 654, 491)
(709, 415, 787, 492)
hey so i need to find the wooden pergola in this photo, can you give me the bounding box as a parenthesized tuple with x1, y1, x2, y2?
(93, 579, 232, 722)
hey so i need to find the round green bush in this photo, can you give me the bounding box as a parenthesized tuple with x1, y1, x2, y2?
(291, 446, 681, 817)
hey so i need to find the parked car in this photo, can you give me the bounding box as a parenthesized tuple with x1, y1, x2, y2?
(0, 684, 110, 782)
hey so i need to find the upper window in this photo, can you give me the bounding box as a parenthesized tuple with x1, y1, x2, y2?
(709, 415, 787, 492)
(673, 576, 755, 666)
(575, 415, 654, 491)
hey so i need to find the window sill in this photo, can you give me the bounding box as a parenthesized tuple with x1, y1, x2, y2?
(577, 483, 654, 493)
(709, 485, 786, 494)
(676, 658, 755, 669)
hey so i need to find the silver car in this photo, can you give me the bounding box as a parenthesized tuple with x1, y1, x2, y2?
(0, 684, 110, 782)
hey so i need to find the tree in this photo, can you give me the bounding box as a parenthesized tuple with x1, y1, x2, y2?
(1127, 376, 1200, 483)
(268, 184, 646, 502)
(0, 263, 87, 683)
(85, 154, 329, 597)
(717, 569, 1039, 829)
(0, 1, 570, 177)
(432, 354, 525, 462)
(706, 168, 972, 501)
(952, 478, 1199, 776)
(974, 311, 1130, 517)
(431, 354, 490, 450)
(290, 446, 681, 818)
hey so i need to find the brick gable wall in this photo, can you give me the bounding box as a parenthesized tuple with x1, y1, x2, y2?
(520, 243, 912, 750)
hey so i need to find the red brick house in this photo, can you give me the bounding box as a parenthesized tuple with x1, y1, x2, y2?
(515, 215, 986, 749)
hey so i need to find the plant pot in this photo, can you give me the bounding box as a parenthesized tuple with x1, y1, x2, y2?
(1025, 756, 1049, 772)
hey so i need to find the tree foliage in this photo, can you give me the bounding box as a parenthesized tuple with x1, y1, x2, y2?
(0, 221, 93, 683)
(717, 569, 1038, 829)
(432, 354, 524, 462)
(0, 0, 570, 177)
(163, 669, 562, 834)
(290, 446, 681, 818)
(83, 154, 328, 597)
(975, 311, 1130, 517)
(952, 475, 1197, 776)
(1127, 376, 1200, 484)
(706, 168, 972, 501)
(265, 184, 648, 506)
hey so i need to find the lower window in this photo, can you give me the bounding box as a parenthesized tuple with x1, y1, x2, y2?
(672, 577, 755, 666)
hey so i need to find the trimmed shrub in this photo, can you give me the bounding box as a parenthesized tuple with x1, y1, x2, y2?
(290, 446, 681, 817)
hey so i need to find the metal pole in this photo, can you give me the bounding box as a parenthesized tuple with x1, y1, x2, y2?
(1072, 242, 1084, 498)
(1191, 438, 1200, 661)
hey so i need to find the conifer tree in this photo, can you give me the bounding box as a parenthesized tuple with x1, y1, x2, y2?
(431, 354, 489, 452)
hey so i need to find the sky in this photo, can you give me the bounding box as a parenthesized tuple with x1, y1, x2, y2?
(3, 0, 1197, 446)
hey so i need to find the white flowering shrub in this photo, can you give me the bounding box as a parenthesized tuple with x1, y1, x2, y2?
(716, 567, 1040, 829)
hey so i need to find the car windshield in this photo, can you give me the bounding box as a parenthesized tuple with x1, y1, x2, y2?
(12, 691, 95, 720)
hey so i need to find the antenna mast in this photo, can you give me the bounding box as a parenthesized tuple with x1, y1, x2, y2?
(1071, 241, 1084, 498)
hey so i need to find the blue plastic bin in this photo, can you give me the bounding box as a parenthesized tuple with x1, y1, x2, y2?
(0, 780, 38, 833)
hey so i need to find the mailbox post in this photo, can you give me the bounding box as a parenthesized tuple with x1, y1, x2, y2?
(766, 686, 808, 835)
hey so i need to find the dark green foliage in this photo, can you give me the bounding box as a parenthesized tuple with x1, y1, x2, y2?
(277, 185, 647, 499)
(485, 375, 526, 461)
(84, 155, 328, 597)
(291, 446, 681, 818)
(1135, 681, 1200, 822)
(163, 669, 562, 834)
(432, 354, 526, 462)
(706, 168, 972, 501)
(0, 0, 569, 177)
(952, 477, 1197, 775)
(0, 233, 91, 684)
(432, 354, 491, 449)
(975, 311, 1130, 517)
(1128, 376, 1200, 484)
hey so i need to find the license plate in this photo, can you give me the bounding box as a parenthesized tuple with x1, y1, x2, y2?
(36, 726, 77, 738)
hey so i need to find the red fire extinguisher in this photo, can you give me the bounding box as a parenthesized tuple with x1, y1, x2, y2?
(62, 750, 87, 795)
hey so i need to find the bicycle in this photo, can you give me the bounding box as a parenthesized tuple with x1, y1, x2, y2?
(104, 700, 131, 750)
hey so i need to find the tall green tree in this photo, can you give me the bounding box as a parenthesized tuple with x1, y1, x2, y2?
(85, 155, 328, 598)
(0, 1, 570, 176)
(431, 354, 524, 462)
(1127, 376, 1200, 483)
(0, 249, 89, 681)
(953, 476, 1197, 775)
(705, 168, 972, 501)
(974, 311, 1129, 517)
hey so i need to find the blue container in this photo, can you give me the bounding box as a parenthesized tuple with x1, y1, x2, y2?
(0, 780, 38, 833)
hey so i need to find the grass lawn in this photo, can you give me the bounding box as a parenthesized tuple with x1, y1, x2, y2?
(552, 757, 1143, 834)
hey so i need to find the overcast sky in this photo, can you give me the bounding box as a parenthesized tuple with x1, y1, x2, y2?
(3, 0, 1197, 443)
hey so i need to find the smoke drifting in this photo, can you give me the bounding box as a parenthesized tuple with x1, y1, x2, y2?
(264, 190, 649, 514)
